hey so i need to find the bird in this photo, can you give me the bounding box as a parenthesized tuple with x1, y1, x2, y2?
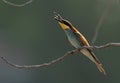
(54, 13, 106, 75)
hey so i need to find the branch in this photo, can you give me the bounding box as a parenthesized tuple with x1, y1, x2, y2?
(91, 43, 120, 49)
(0, 42, 120, 69)
(91, 1, 112, 45)
(2, 0, 33, 7)
(0, 49, 79, 69)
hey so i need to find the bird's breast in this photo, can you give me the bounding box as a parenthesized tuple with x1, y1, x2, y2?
(65, 30, 81, 48)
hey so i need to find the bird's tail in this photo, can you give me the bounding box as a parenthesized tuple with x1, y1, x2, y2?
(80, 49, 106, 75)
(95, 62, 106, 75)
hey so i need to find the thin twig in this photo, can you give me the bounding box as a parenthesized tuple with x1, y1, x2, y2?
(0, 42, 120, 69)
(2, 0, 33, 7)
(0, 49, 79, 69)
(92, 1, 112, 45)
(89, 43, 120, 49)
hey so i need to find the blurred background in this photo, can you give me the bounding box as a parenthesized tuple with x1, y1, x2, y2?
(0, 0, 120, 83)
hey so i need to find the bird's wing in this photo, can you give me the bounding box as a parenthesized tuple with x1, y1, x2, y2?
(74, 32, 106, 75)
(74, 31, 100, 62)
(74, 32, 90, 46)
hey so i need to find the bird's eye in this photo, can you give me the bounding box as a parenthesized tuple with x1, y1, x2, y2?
(63, 20, 71, 27)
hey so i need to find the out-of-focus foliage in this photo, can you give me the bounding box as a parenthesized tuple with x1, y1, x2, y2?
(0, 0, 120, 83)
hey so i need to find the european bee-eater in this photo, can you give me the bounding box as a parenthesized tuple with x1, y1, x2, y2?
(54, 14, 106, 75)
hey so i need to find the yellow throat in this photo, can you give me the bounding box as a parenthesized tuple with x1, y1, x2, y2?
(58, 22, 68, 30)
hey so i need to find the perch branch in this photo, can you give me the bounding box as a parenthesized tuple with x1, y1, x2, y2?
(0, 49, 79, 69)
(0, 42, 120, 69)
(2, 0, 33, 7)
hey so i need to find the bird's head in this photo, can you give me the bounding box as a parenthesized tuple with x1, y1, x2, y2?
(54, 13, 72, 30)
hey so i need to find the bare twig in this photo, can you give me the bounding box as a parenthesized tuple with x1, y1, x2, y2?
(0, 49, 79, 69)
(90, 43, 120, 49)
(1, 42, 120, 69)
(92, 1, 112, 45)
(2, 0, 33, 7)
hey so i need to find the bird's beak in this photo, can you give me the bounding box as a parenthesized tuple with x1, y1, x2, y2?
(54, 13, 69, 30)
(54, 13, 64, 23)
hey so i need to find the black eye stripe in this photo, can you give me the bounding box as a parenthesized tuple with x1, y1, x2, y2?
(63, 20, 71, 27)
